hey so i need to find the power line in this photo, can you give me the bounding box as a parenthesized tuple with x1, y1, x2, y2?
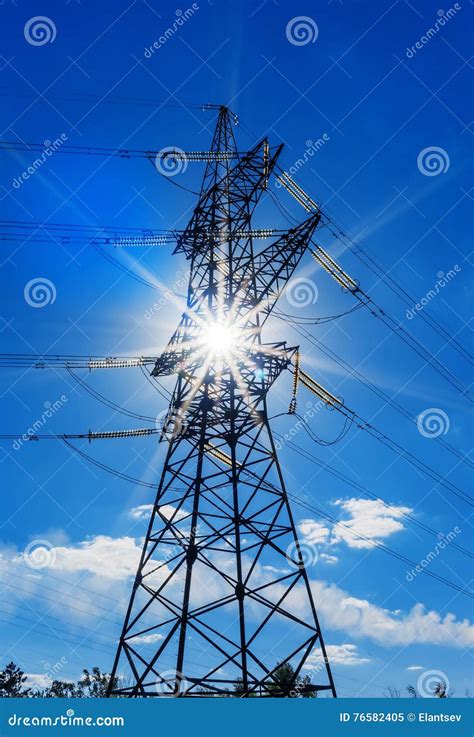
(276, 434, 473, 560)
(272, 164, 472, 398)
(291, 361, 473, 507)
(325, 217, 473, 365)
(278, 316, 474, 471)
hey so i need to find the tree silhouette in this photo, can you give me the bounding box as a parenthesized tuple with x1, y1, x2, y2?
(0, 662, 30, 697)
(233, 663, 316, 698)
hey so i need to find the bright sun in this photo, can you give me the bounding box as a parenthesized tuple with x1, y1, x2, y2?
(203, 322, 236, 357)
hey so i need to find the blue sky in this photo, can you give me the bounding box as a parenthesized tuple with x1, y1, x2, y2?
(0, 0, 472, 697)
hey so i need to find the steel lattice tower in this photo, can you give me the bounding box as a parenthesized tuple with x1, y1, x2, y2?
(108, 107, 336, 698)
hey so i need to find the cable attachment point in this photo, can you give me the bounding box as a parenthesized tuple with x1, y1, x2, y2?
(288, 349, 300, 414)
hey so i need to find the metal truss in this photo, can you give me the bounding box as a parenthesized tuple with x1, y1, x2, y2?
(108, 107, 336, 698)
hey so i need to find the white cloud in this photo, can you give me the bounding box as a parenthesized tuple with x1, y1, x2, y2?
(298, 520, 330, 545)
(332, 498, 412, 550)
(298, 498, 412, 552)
(407, 665, 424, 671)
(5, 532, 472, 654)
(320, 553, 338, 564)
(128, 633, 164, 644)
(130, 504, 188, 522)
(306, 581, 474, 649)
(305, 643, 370, 668)
(25, 673, 52, 690)
(129, 504, 153, 521)
(14, 536, 141, 581)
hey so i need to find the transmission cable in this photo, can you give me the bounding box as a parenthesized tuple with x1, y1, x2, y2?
(278, 315, 474, 471)
(275, 432, 473, 560)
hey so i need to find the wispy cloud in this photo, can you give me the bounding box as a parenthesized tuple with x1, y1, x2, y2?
(299, 497, 412, 551)
(305, 643, 370, 668)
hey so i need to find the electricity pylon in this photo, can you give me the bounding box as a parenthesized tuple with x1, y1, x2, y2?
(108, 107, 336, 698)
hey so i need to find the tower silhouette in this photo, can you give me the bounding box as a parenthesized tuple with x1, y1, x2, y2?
(108, 107, 336, 698)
